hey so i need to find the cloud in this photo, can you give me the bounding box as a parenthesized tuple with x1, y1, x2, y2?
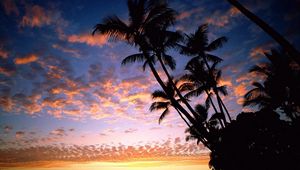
(20, 5, 52, 27)
(14, 54, 38, 65)
(248, 42, 275, 60)
(3, 125, 13, 133)
(124, 128, 138, 134)
(204, 7, 240, 28)
(15, 131, 25, 139)
(176, 7, 203, 20)
(52, 44, 81, 58)
(67, 33, 108, 47)
(0, 0, 19, 16)
(0, 47, 9, 59)
(50, 128, 66, 137)
(0, 139, 208, 164)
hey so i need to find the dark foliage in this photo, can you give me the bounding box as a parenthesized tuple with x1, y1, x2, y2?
(209, 109, 300, 170)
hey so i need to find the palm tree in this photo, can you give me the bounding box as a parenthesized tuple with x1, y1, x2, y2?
(243, 49, 300, 120)
(145, 29, 200, 120)
(182, 57, 227, 128)
(225, 0, 300, 65)
(180, 24, 232, 124)
(150, 78, 190, 126)
(150, 77, 212, 149)
(93, 0, 209, 141)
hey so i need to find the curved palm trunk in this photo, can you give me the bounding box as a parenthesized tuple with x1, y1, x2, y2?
(220, 99, 232, 122)
(144, 52, 212, 149)
(144, 52, 196, 124)
(203, 56, 231, 124)
(226, 0, 300, 65)
(205, 90, 225, 128)
(174, 107, 191, 128)
(156, 53, 199, 118)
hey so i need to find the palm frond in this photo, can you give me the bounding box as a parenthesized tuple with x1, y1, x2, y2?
(150, 101, 169, 111)
(162, 54, 176, 70)
(121, 53, 146, 65)
(217, 85, 228, 96)
(152, 90, 168, 100)
(206, 36, 228, 52)
(206, 54, 223, 63)
(158, 108, 170, 124)
(93, 16, 132, 42)
(184, 87, 205, 99)
(178, 82, 194, 92)
(127, 0, 146, 30)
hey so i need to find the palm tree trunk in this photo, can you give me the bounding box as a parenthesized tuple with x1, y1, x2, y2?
(202, 56, 231, 124)
(175, 108, 212, 150)
(220, 98, 232, 122)
(157, 54, 199, 119)
(226, 0, 300, 65)
(175, 107, 191, 128)
(205, 90, 225, 128)
(143, 52, 196, 125)
(144, 52, 212, 149)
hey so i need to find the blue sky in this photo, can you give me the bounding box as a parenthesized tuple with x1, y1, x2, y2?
(0, 0, 299, 164)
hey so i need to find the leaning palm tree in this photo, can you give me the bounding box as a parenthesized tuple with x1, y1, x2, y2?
(150, 77, 212, 149)
(180, 24, 232, 124)
(225, 0, 300, 65)
(150, 78, 190, 126)
(93, 0, 205, 140)
(145, 29, 200, 120)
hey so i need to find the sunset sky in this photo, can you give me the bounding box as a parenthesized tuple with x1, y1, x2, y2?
(0, 0, 299, 169)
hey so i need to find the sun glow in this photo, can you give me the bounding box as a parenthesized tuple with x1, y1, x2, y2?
(0, 157, 210, 170)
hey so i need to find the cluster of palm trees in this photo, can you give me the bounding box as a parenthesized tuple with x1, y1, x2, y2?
(93, 0, 300, 169)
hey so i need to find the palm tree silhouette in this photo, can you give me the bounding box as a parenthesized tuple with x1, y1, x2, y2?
(243, 49, 300, 120)
(93, 0, 212, 145)
(150, 77, 190, 126)
(145, 28, 201, 121)
(182, 57, 227, 128)
(225, 0, 300, 65)
(180, 24, 232, 124)
(150, 77, 212, 148)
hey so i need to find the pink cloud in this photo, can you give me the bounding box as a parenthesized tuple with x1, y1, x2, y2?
(67, 33, 108, 47)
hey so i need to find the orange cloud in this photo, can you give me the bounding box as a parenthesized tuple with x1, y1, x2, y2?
(14, 54, 38, 65)
(249, 46, 266, 60)
(234, 82, 247, 97)
(52, 44, 81, 58)
(67, 33, 108, 47)
(229, 7, 240, 16)
(0, 0, 19, 16)
(0, 139, 208, 164)
(0, 48, 9, 59)
(204, 7, 240, 28)
(20, 5, 52, 27)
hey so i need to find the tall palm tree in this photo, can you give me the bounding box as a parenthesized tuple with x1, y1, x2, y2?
(150, 77, 212, 149)
(244, 50, 300, 120)
(225, 0, 300, 65)
(145, 29, 200, 119)
(93, 0, 208, 141)
(182, 57, 227, 128)
(180, 24, 232, 123)
(150, 78, 190, 126)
